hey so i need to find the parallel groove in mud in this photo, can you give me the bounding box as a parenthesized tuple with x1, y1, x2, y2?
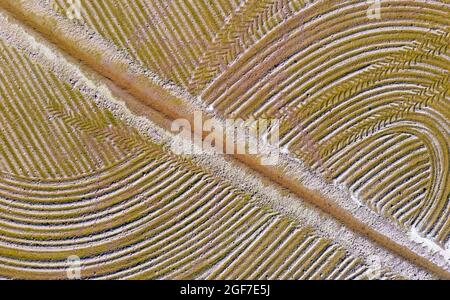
(46, 0, 449, 247)
(0, 0, 448, 279)
(0, 24, 383, 280)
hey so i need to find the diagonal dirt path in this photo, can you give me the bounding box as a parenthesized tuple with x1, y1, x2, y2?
(0, 0, 448, 279)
